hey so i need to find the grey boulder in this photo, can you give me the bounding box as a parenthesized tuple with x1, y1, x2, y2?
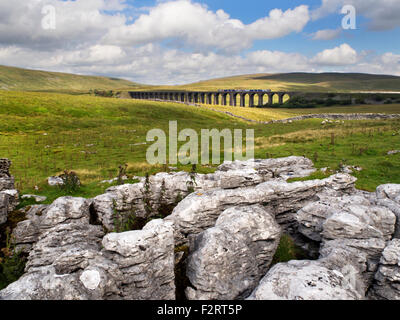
(248, 260, 363, 300)
(186, 205, 281, 300)
(368, 239, 400, 300)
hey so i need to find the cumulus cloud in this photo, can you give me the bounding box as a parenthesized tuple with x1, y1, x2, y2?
(312, 0, 400, 31)
(247, 51, 310, 72)
(311, 28, 342, 40)
(0, 0, 310, 53)
(2, 41, 398, 85)
(102, 1, 310, 52)
(0, 0, 127, 50)
(0, 0, 398, 84)
(311, 43, 358, 66)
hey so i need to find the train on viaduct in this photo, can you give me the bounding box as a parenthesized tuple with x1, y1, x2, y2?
(128, 90, 292, 107)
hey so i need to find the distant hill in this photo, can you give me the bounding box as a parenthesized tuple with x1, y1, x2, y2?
(171, 72, 400, 93)
(2, 66, 400, 93)
(0, 65, 141, 92)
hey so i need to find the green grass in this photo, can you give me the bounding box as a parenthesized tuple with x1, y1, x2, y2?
(3, 65, 400, 94)
(279, 104, 400, 116)
(1, 68, 400, 290)
(199, 103, 400, 122)
(0, 65, 141, 92)
(271, 234, 309, 266)
(0, 90, 399, 204)
(141, 72, 400, 93)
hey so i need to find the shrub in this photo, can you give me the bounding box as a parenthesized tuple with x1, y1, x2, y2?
(156, 179, 175, 219)
(339, 99, 352, 106)
(355, 98, 366, 105)
(117, 163, 128, 185)
(59, 170, 81, 193)
(271, 234, 309, 266)
(324, 99, 336, 107)
(186, 164, 197, 193)
(0, 228, 26, 290)
(92, 89, 114, 98)
(142, 173, 153, 216)
(112, 200, 148, 233)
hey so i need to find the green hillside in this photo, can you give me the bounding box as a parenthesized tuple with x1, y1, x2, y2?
(2, 65, 400, 93)
(0, 90, 399, 201)
(0, 65, 141, 92)
(0, 66, 399, 200)
(154, 72, 400, 92)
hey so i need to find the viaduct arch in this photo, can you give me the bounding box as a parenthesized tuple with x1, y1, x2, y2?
(129, 90, 291, 107)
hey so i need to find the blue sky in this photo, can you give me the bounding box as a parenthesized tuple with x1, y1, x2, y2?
(0, 0, 399, 84)
(129, 0, 399, 54)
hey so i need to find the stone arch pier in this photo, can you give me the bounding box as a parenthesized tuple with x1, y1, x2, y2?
(129, 90, 291, 107)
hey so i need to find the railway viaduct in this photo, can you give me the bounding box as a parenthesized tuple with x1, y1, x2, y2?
(128, 90, 292, 107)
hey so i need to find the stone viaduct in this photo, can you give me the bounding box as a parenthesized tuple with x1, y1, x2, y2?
(129, 90, 291, 107)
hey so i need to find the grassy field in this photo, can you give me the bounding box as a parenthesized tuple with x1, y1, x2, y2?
(199, 103, 400, 122)
(0, 90, 399, 205)
(142, 72, 400, 93)
(4, 65, 400, 94)
(0, 65, 141, 92)
(1, 67, 400, 291)
(281, 104, 400, 115)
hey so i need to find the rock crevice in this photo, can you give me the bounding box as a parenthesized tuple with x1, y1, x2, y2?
(1, 156, 400, 301)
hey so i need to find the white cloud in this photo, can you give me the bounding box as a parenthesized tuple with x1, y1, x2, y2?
(102, 1, 310, 52)
(0, 0, 309, 54)
(248, 51, 309, 71)
(312, 0, 400, 31)
(381, 52, 400, 65)
(1, 41, 400, 84)
(0, 0, 127, 49)
(311, 43, 358, 66)
(311, 28, 342, 40)
(0, 1, 398, 85)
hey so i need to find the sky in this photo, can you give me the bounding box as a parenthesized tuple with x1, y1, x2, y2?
(0, 0, 399, 85)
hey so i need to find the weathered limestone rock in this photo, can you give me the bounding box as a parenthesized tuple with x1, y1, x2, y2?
(0, 266, 96, 300)
(102, 219, 175, 300)
(322, 205, 395, 241)
(368, 239, 400, 300)
(0, 159, 18, 225)
(296, 187, 398, 294)
(1, 189, 19, 212)
(217, 156, 316, 180)
(0, 191, 19, 225)
(375, 184, 400, 238)
(93, 156, 316, 231)
(0, 192, 9, 225)
(0, 197, 105, 300)
(186, 205, 281, 300)
(166, 174, 356, 246)
(376, 184, 400, 204)
(0, 159, 14, 191)
(247, 260, 363, 300)
(12, 205, 48, 253)
(296, 194, 372, 242)
(21, 195, 47, 203)
(47, 176, 64, 186)
(319, 238, 386, 294)
(5, 157, 399, 301)
(1, 197, 175, 300)
(297, 190, 397, 245)
(182, 180, 398, 301)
